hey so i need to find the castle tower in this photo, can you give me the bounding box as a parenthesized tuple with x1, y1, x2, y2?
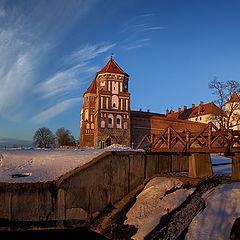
(80, 76, 97, 146)
(80, 57, 131, 147)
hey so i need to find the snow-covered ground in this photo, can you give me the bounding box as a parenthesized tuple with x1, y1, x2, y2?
(0, 149, 232, 184)
(126, 176, 240, 240)
(185, 182, 240, 240)
(211, 154, 232, 175)
(0, 144, 143, 183)
(124, 177, 195, 240)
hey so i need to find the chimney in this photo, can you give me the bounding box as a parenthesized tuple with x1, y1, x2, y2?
(198, 102, 204, 114)
(147, 109, 150, 112)
(139, 108, 142, 112)
(166, 109, 169, 114)
(178, 108, 181, 113)
(183, 106, 187, 110)
(192, 104, 195, 108)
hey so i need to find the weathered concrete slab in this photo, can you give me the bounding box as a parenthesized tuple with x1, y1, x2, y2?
(232, 153, 240, 180)
(129, 154, 145, 191)
(172, 155, 189, 172)
(0, 190, 11, 220)
(158, 154, 172, 173)
(189, 153, 213, 178)
(145, 154, 159, 178)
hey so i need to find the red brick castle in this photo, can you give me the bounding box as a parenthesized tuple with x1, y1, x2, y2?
(80, 57, 131, 147)
(80, 58, 207, 147)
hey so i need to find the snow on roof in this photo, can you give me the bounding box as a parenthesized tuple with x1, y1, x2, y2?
(0, 145, 144, 183)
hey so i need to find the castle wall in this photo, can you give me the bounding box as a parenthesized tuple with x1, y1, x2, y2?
(130, 111, 208, 148)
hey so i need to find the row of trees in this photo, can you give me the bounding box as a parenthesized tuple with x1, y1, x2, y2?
(33, 127, 78, 148)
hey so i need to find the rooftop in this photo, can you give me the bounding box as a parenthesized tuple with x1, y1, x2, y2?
(98, 57, 129, 77)
(227, 92, 240, 103)
(167, 102, 224, 120)
(85, 76, 97, 94)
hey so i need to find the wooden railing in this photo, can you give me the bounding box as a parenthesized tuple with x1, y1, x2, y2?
(135, 122, 240, 153)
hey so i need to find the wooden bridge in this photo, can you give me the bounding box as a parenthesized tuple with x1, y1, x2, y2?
(136, 122, 240, 154)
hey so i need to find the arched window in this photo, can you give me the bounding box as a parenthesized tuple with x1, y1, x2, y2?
(108, 114, 114, 128)
(112, 95, 118, 109)
(84, 109, 89, 120)
(116, 115, 122, 129)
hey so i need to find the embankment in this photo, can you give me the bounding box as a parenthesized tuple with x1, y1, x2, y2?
(0, 151, 188, 223)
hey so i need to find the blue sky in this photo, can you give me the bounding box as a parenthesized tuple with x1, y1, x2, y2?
(1, 0, 240, 143)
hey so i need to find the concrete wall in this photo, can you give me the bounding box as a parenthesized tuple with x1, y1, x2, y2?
(0, 152, 188, 222)
(189, 153, 213, 178)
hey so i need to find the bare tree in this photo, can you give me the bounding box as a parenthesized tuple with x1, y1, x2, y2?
(33, 127, 55, 148)
(56, 128, 76, 147)
(209, 77, 240, 129)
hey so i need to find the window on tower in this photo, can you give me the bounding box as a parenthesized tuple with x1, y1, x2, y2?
(100, 81, 106, 86)
(107, 114, 114, 128)
(116, 115, 122, 129)
(112, 95, 118, 109)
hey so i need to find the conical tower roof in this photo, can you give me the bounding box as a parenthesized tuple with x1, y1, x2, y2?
(98, 57, 129, 77)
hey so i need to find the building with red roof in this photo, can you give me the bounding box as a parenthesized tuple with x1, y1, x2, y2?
(166, 102, 224, 128)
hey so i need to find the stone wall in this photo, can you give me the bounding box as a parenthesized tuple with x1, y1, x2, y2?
(0, 152, 188, 222)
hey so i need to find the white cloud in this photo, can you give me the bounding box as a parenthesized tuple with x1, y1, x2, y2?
(69, 43, 116, 64)
(121, 22, 164, 34)
(0, 0, 98, 119)
(145, 26, 165, 31)
(0, 23, 48, 119)
(0, 51, 36, 112)
(120, 14, 164, 52)
(35, 70, 79, 98)
(32, 97, 82, 124)
(141, 13, 155, 17)
(123, 38, 151, 51)
(36, 42, 116, 98)
(32, 42, 115, 122)
(0, 9, 6, 17)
